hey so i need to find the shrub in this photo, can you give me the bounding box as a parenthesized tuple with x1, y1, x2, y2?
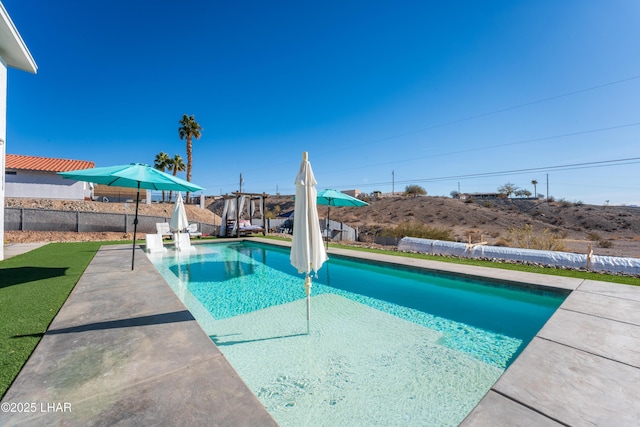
(598, 239, 613, 248)
(587, 231, 602, 241)
(494, 238, 511, 247)
(558, 198, 572, 208)
(380, 222, 454, 241)
(506, 224, 566, 251)
(405, 185, 427, 197)
(264, 204, 281, 219)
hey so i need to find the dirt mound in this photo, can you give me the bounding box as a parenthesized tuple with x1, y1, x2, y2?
(6, 198, 220, 224)
(260, 195, 640, 258)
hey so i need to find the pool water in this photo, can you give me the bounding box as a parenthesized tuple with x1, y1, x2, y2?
(148, 242, 566, 426)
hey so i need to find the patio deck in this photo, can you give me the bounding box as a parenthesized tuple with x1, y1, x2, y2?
(2, 239, 640, 425)
(0, 244, 276, 426)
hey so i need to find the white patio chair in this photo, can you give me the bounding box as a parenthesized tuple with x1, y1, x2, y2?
(156, 222, 172, 239)
(145, 234, 167, 253)
(186, 223, 202, 238)
(176, 233, 196, 252)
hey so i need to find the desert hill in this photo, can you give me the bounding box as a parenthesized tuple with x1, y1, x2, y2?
(207, 195, 640, 258)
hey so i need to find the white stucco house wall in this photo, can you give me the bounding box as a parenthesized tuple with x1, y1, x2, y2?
(1, 2, 38, 260)
(6, 154, 95, 200)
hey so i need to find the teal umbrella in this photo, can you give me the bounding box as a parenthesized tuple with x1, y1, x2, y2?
(316, 189, 368, 246)
(59, 163, 204, 270)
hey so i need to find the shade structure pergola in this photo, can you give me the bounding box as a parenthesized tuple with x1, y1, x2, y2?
(290, 152, 327, 334)
(59, 163, 204, 269)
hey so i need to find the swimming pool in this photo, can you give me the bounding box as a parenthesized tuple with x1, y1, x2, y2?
(148, 241, 567, 426)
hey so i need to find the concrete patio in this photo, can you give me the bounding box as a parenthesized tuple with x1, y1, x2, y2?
(0, 243, 276, 426)
(2, 239, 640, 425)
(3, 242, 49, 260)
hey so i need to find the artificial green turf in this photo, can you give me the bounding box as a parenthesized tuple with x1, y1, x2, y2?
(0, 242, 109, 398)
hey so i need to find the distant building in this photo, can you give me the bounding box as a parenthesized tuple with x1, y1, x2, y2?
(370, 191, 397, 199)
(456, 192, 502, 200)
(6, 154, 95, 200)
(342, 189, 361, 198)
(93, 183, 147, 203)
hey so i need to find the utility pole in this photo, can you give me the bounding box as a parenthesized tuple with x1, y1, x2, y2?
(240, 173, 244, 193)
(458, 182, 461, 194)
(546, 173, 549, 202)
(392, 170, 395, 195)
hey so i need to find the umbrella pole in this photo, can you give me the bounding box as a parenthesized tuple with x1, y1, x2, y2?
(304, 275, 312, 334)
(325, 206, 331, 250)
(131, 182, 140, 270)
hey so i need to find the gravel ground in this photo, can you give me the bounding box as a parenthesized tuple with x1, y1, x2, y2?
(5, 230, 135, 243)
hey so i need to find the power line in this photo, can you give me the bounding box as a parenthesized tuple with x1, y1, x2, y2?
(321, 156, 640, 190)
(207, 154, 640, 195)
(406, 158, 640, 186)
(333, 121, 640, 173)
(321, 73, 640, 155)
(242, 73, 640, 175)
(204, 119, 640, 194)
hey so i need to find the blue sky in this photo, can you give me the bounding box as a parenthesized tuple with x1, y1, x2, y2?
(4, 0, 640, 205)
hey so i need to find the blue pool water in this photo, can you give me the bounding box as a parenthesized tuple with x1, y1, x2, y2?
(148, 242, 566, 426)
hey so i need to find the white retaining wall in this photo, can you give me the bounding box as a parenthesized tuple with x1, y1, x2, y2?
(398, 237, 640, 275)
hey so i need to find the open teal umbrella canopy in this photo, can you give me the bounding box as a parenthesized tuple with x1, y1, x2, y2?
(59, 163, 204, 270)
(58, 163, 204, 192)
(316, 189, 368, 207)
(316, 189, 368, 248)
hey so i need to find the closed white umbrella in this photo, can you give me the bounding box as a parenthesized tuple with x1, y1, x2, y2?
(290, 152, 328, 334)
(170, 192, 189, 250)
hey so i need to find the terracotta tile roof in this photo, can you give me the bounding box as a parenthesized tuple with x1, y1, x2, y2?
(6, 154, 95, 172)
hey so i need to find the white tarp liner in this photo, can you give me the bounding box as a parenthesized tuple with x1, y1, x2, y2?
(591, 255, 640, 275)
(398, 237, 640, 275)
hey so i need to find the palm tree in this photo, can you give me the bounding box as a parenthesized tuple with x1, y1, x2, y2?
(167, 154, 186, 202)
(154, 151, 171, 202)
(178, 114, 203, 202)
(531, 179, 538, 198)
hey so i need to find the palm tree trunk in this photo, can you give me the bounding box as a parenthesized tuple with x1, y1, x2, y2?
(169, 167, 177, 201)
(186, 137, 192, 203)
